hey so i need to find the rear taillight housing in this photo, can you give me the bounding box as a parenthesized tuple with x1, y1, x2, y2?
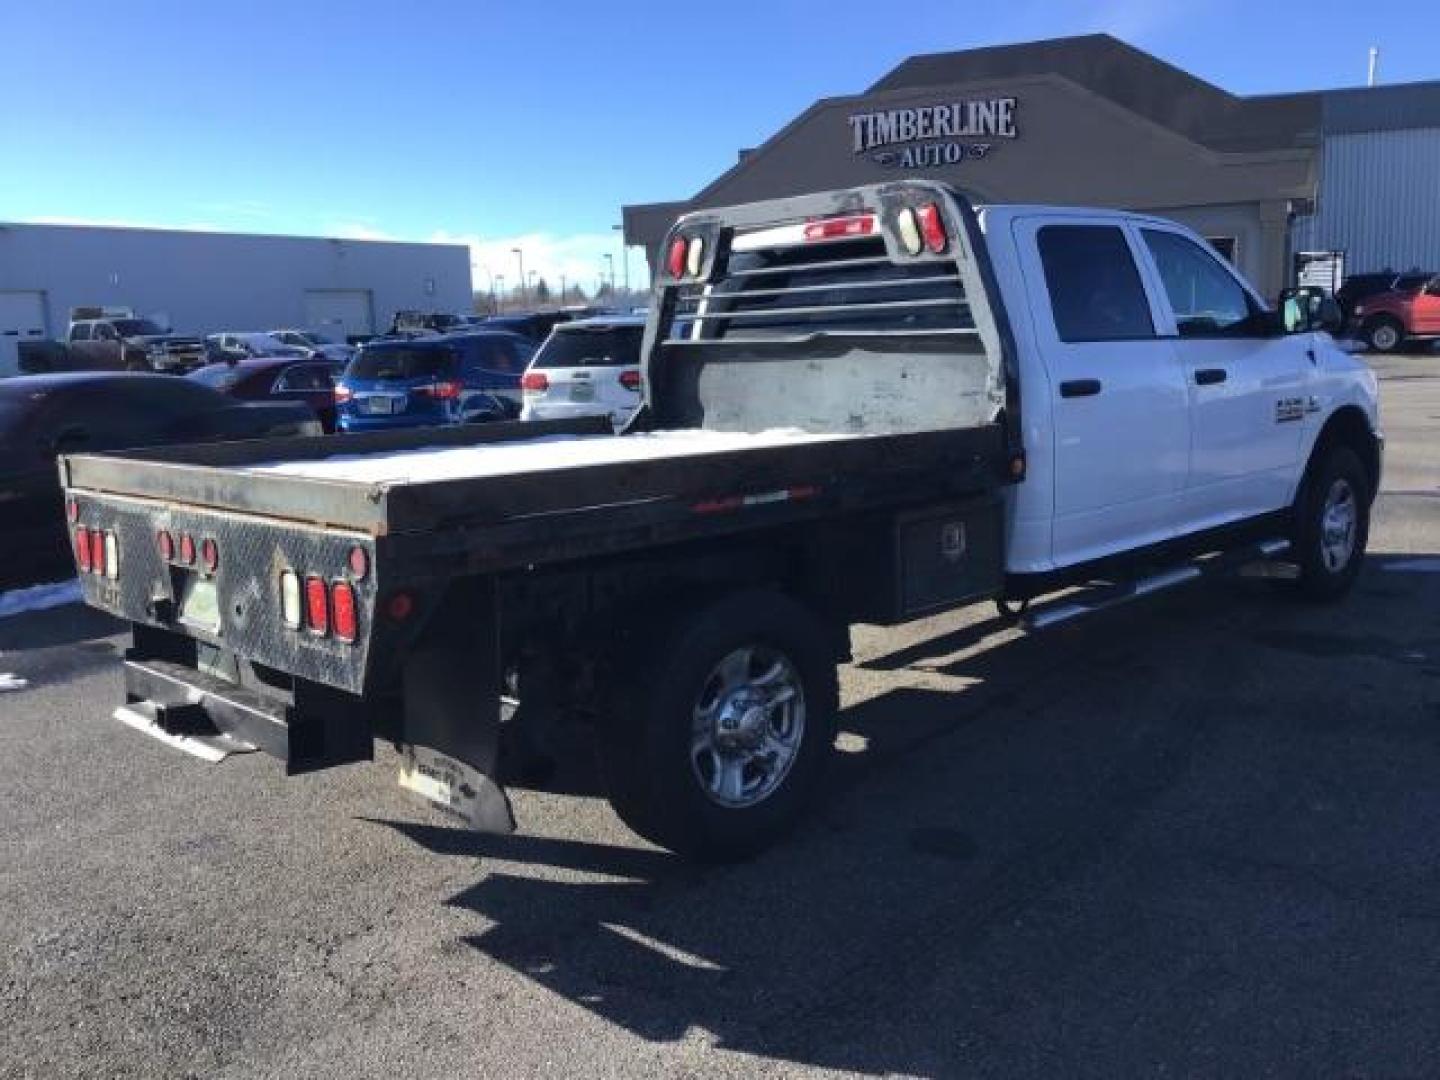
(200, 538, 219, 574)
(521, 370, 549, 393)
(179, 534, 196, 566)
(334, 384, 353, 403)
(157, 530, 175, 562)
(619, 369, 642, 391)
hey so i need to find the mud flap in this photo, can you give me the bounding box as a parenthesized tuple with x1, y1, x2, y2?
(399, 576, 516, 834)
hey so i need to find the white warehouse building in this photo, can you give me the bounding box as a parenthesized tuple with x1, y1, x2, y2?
(0, 221, 473, 348)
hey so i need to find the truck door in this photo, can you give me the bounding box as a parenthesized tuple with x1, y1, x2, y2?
(1016, 218, 1191, 565)
(1135, 226, 1308, 529)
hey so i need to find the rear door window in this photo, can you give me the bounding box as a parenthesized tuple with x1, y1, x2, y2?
(1037, 225, 1155, 343)
(534, 325, 643, 368)
(348, 347, 456, 381)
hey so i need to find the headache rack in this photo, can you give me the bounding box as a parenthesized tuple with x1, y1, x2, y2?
(639, 180, 1019, 448)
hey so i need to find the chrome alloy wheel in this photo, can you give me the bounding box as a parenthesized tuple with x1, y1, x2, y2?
(1320, 478, 1358, 573)
(690, 646, 806, 808)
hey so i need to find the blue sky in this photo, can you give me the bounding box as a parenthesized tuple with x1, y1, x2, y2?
(3, 0, 1438, 291)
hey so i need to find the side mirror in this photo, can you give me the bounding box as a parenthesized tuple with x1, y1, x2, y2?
(1277, 287, 1342, 334)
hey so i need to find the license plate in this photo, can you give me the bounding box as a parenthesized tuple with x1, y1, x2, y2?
(179, 575, 221, 633)
(362, 394, 402, 415)
(568, 382, 594, 402)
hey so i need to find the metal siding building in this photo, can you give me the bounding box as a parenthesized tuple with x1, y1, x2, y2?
(1289, 84, 1440, 274)
(0, 223, 472, 345)
(626, 35, 1440, 297)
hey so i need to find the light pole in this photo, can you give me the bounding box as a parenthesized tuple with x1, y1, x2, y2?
(612, 223, 630, 296)
(527, 270, 538, 305)
(495, 274, 506, 313)
(604, 253, 616, 296)
(511, 247, 525, 309)
(560, 274, 567, 306)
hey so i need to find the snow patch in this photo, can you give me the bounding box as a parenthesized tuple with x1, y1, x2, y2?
(0, 579, 83, 620)
(244, 428, 849, 485)
(0, 673, 29, 692)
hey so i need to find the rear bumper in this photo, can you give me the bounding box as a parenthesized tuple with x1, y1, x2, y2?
(121, 648, 374, 774)
(123, 655, 291, 759)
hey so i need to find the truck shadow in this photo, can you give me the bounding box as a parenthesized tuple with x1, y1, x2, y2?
(367, 555, 1439, 1075)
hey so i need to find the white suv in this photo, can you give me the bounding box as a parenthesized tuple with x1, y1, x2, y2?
(520, 316, 645, 431)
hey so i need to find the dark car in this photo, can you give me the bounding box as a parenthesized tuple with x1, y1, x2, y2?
(1334, 270, 1433, 322)
(191, 357, 346, 432)
(478, 311, 576, 342)
(334, 331, 534, 433)
(0, 373, 321, 587)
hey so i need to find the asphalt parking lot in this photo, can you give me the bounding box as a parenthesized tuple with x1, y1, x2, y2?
(1, 353, 1437, 1079)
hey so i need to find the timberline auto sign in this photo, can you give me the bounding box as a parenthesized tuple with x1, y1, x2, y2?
(849, 98, 1018, 168)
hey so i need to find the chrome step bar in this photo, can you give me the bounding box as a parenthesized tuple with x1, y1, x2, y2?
(1023, 538, 1292, 632)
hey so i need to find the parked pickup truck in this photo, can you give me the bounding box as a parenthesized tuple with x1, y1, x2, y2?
(58, 181, 1381, 860)
(67, 316, 206, 373)
(1350, 273, 1440, 353)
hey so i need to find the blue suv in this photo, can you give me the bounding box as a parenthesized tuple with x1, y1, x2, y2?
(335, 331, 534, 433)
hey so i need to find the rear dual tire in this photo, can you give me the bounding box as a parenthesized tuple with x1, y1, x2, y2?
(599, 591, 838, 862)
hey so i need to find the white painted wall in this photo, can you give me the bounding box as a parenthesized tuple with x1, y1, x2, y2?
(0, 223, 472, 340)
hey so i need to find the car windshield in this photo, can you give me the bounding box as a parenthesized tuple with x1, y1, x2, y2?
(533, 325, 644, 368)
(346, 347, 457, 381)
(112, 318, 167, 336)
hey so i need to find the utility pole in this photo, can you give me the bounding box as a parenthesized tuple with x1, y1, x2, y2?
(511, 247, 525, 309)
(495, 274, 506, 313)
(604, 253, 616, 295)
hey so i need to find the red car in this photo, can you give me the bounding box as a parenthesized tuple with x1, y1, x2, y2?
(190, 357, 346, 432)
(1352, 274, 1440, 353)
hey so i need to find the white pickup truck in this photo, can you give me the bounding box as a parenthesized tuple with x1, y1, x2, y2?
(60, 181, 1380, 860)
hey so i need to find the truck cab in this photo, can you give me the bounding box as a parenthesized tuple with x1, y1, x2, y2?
(978, 206, 1379, 581)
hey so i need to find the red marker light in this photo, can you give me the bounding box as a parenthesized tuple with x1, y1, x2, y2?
(89, 529, 106, 577)
(201, 538, 219, 573)
(179, 534, 196, 565)
(667, 236, 688, 277)
(803, 214, 875, 241)
(619, 369, 642, 391)
(916, 203, 948, 253)
(305, 576, 329, 635)
(385, 591, 414, 622)
(76, 527, 92, 573)
(348, 545, 368, 580)
(157, 530, 175, 561)
(331, 581, 357, 643)
(66, 499, 79, 523)
(521, 370, 549, 392)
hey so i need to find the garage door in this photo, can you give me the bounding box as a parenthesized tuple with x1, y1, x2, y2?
(0, 291, 48, 377)
(303, 290, 374, 342)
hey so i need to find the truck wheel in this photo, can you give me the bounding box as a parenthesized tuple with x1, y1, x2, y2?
(600, 590, 838, 861)
(1365, 317, 1404, 354)
(1286, 445, 1370, 602)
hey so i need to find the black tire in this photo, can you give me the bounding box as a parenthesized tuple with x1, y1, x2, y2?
(1365, 317, 1405, 354)
(599, 590, 839, 861)
(1286, 444, 1370, 602)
